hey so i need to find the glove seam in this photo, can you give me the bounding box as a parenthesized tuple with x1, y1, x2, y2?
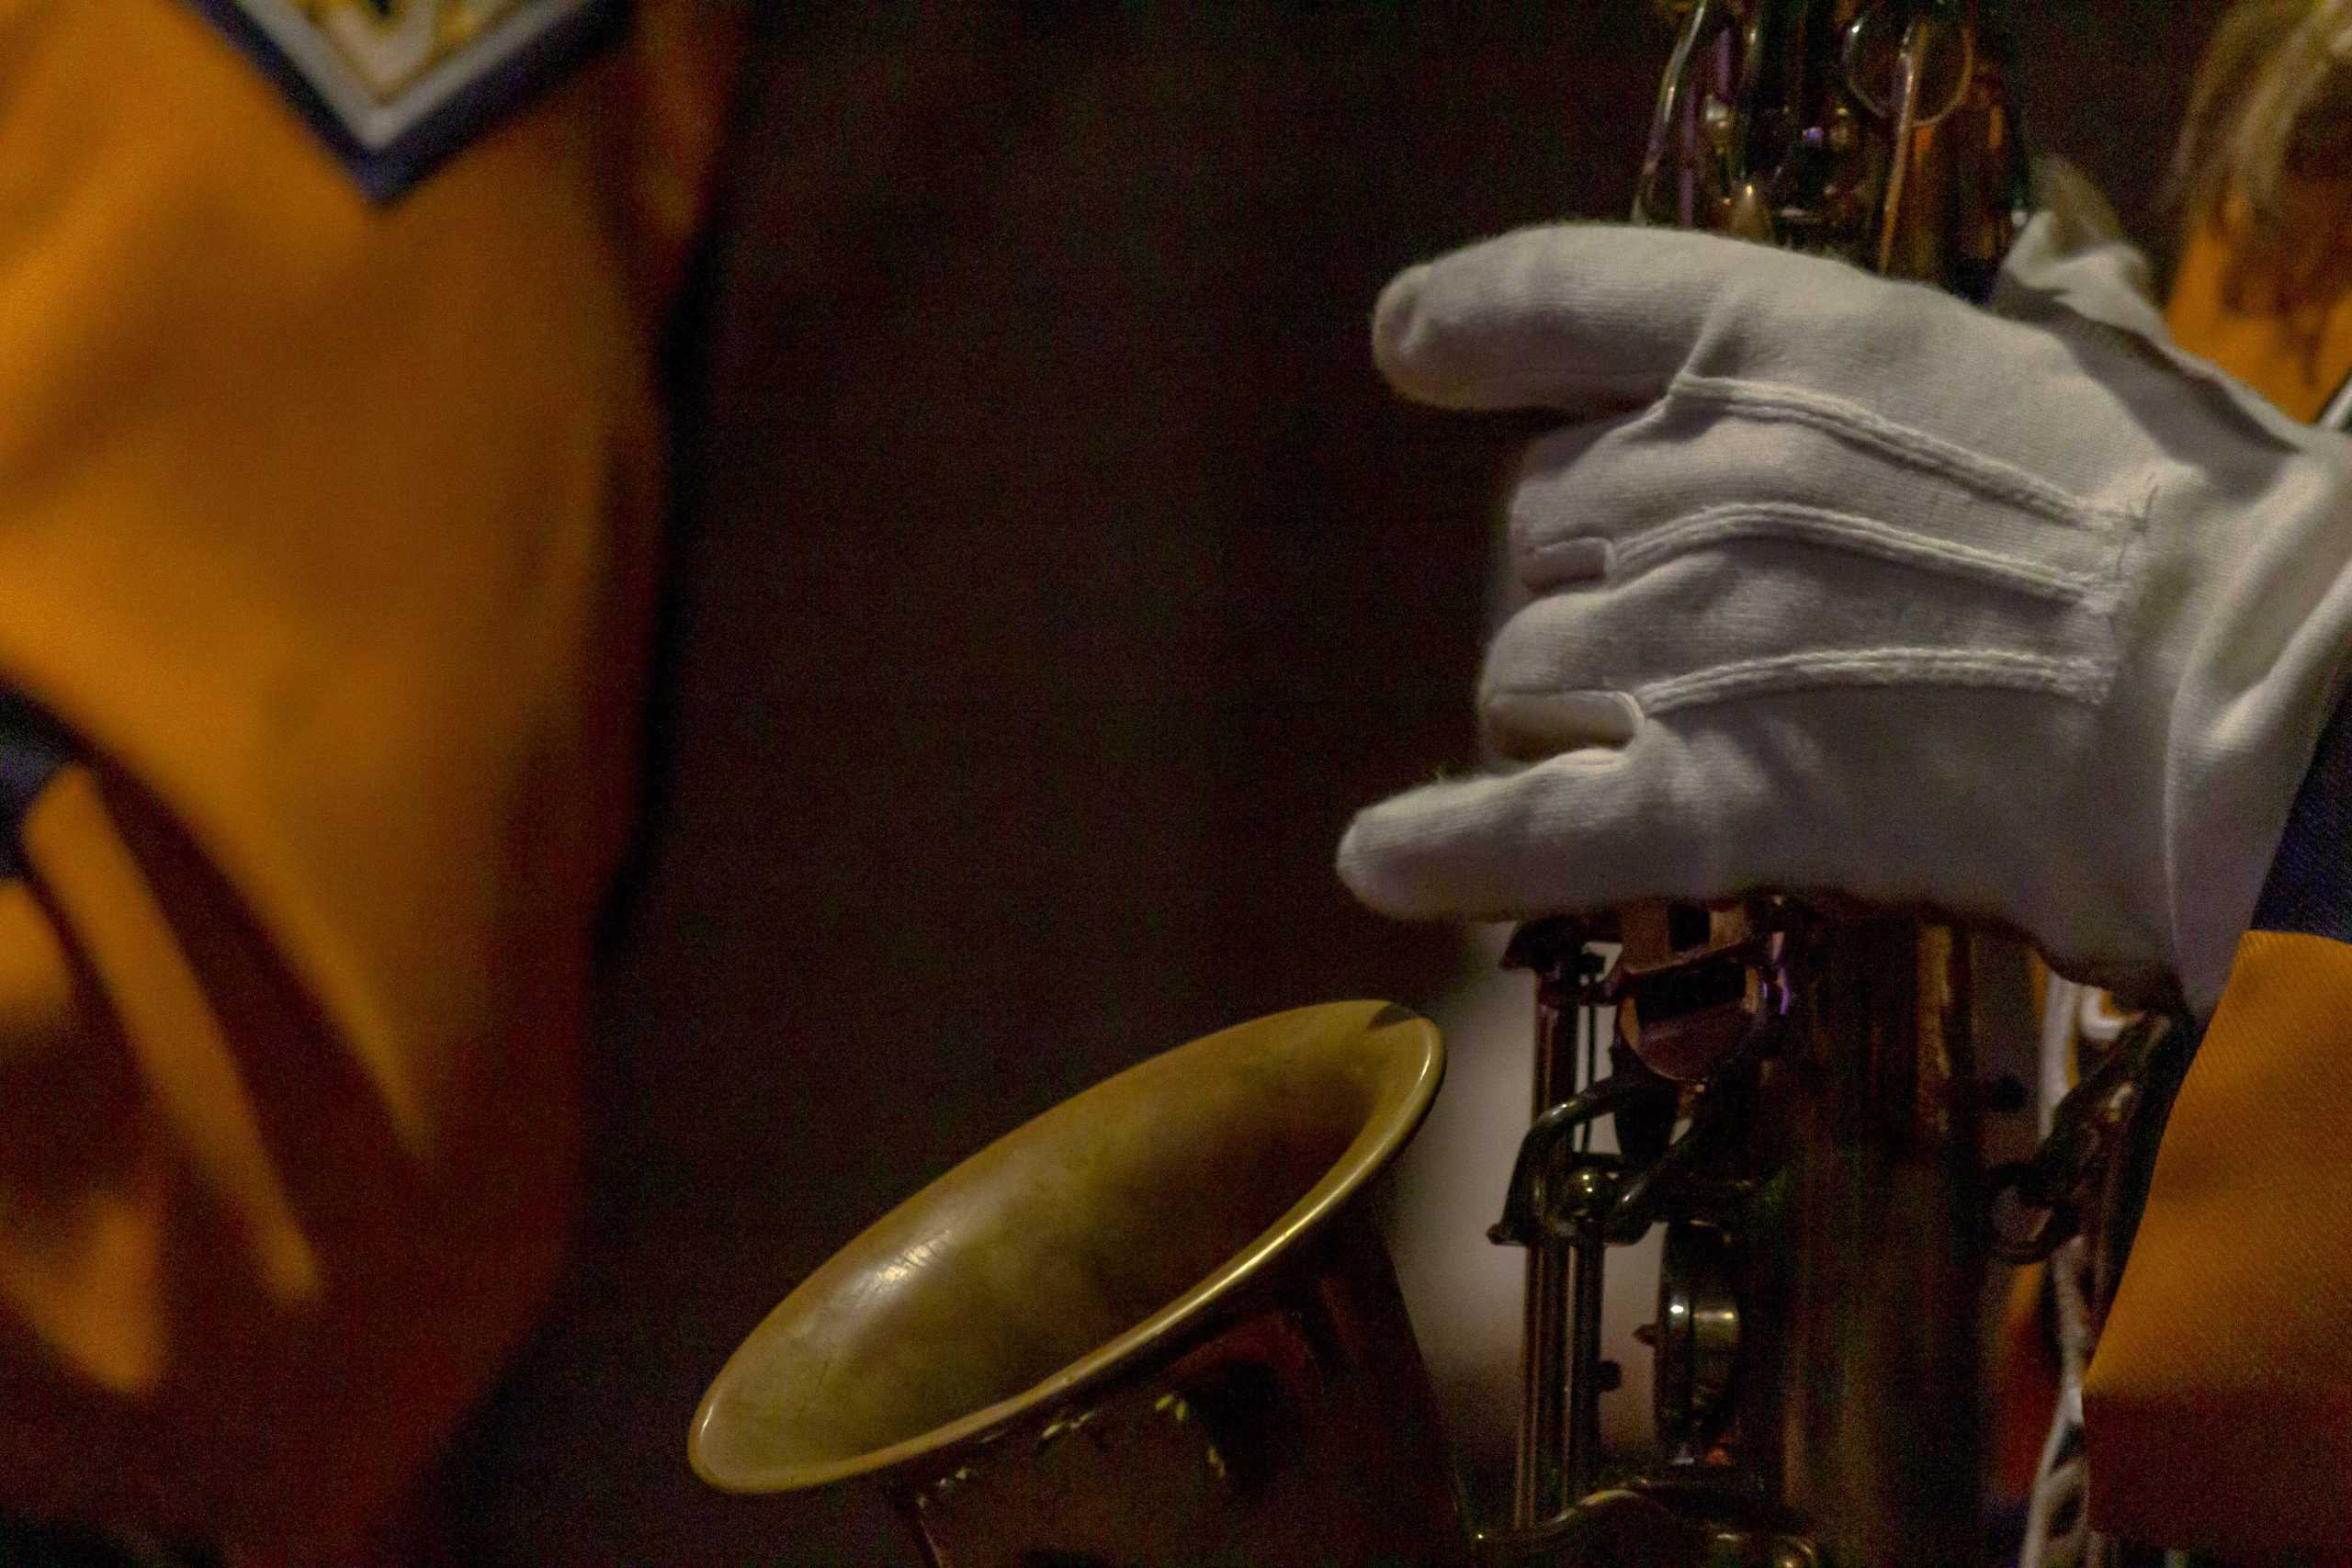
(1668, 373, 2141, 534)
(1408, 367, 1669, 411)
(1634, 647, 2112, 712)
(1600, 500, 2108, 602)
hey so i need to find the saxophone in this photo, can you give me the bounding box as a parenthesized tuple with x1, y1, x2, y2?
(1489, 2, 2031, 1560)
(686, 6, 2083, 1564)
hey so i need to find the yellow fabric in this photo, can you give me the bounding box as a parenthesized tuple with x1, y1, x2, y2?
(2075, 220, 2352, 1552)
(2163, 187, 2352, 424)
(23, 765, 325, 1326)
(2085, 932, 2352, 1551)
(0, 0, 734, 1555)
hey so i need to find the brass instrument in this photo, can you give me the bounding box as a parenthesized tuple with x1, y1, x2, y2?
(1490, 2, 2035, 1559)
(693, 6, 2055, 1564)
(689, 1002, 1474, 1567)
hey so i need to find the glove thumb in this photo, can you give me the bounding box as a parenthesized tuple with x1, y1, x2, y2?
(1337, 734, 1739, 923)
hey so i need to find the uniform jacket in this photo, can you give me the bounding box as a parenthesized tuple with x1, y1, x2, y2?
(0, 2, 733, 1558)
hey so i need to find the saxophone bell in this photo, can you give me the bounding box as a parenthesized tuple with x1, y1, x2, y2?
(689, 1002, 1472, 1568)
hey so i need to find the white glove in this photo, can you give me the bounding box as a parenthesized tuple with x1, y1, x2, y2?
(1337, 216, 2352, 1015)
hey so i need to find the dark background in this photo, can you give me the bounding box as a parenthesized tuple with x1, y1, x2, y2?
(439, 5, 2226, 1561)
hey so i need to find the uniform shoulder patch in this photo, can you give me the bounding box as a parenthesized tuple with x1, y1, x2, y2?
(187, 0, 629, 202)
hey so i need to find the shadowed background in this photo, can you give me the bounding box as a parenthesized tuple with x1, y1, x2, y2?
(430, 5, 2224, 1561)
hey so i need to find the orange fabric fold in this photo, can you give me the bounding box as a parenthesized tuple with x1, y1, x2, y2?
(0, 0, 737, 1554)
(2085, 931, 2352, 1551)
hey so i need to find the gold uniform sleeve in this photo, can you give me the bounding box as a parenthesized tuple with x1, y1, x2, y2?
(2085, 931, 2352, 1551)
(2077, 215, 2352, 1555)
(0, 0, 732, 1553)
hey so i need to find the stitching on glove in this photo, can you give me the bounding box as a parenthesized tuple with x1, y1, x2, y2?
(1605, 502, 2106, 602)
(1411, 366, 1678, 410)
(1638, 648, 2112, 712)
(1668, 375, 2143, 535)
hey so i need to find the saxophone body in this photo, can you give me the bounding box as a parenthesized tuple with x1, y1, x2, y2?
(1487, 5, 2035, 1560)
(690, 7, 2041, 1565)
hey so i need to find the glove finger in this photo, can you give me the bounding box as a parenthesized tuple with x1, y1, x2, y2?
(1342, 690, 2012, 928)
(1336, 729, 1751, 921)
(1480, 560, 2113, 776)
(1509, 365, 2138, 588)
(1506, 412, 1653, 591)
(1478, 581, 1649, 761)
(1374, 224, 1804, 413)
(1479, 549, 1819, 762)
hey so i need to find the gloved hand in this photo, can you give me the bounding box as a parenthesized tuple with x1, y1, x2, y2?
(1337, 216, 2352, 1016)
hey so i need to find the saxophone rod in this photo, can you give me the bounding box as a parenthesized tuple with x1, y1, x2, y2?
(1512, 927, 1585, 1527)
(1566, 1216, 1609, 1506)
(1514, 1229, 1572, 1526)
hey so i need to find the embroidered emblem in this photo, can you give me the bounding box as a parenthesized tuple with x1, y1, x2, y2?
(189, 0, 628, 201)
